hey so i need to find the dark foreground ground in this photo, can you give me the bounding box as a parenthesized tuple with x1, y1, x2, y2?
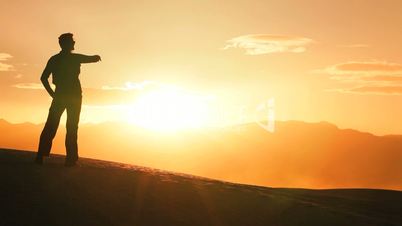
(1, 148, 401, 226)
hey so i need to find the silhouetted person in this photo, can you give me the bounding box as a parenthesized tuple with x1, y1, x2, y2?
(35, 33, 101, 166)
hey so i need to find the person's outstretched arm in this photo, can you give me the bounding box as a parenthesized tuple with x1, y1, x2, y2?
(75, 54, 101, 63)
(40, 58, 55, 98)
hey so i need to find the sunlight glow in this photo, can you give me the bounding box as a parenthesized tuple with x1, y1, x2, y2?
(127, 85, 212, 132)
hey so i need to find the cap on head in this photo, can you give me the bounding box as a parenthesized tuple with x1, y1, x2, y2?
(58, 33, 74, 51)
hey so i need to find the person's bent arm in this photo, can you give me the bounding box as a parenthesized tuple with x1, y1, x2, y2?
(76, 54, 101, 63)
(40, 59, 55, 98)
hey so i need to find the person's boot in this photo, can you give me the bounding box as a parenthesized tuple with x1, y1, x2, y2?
(34, 154, 43, 165)
(64, 158, 77, 167)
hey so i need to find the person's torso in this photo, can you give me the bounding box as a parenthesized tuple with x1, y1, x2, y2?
(50, 52, 82, 97)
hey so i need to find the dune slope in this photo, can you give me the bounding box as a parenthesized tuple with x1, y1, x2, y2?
(1, 148, 401, 226)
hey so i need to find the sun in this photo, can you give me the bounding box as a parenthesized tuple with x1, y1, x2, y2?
(126, 85, 211, 132)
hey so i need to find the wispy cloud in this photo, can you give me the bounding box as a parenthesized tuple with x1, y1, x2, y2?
(330, 75, 402, 83)
(12, 83, 133, 104)
(0, 63, 13, 71)
(12, 83, 44, 89)
(0, 53, 12, 61)
(359, 75, 402, 82)
(321, 61, 402, 95)
(11, 81, 202, 105)
(13, 81, 155, 92)
(321, 61, 402, 76)
(101, 80, 155, 91)
(328, 85, 402, 95)
(83, 104, 128, 109)
(223, 34, 314, 55)
(0, 53, 13, 71)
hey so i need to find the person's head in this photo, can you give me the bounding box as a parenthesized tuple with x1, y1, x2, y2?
(58, 33, 75, 52)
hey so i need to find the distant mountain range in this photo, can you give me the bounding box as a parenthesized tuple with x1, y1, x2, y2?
(1, 119, 401, 190)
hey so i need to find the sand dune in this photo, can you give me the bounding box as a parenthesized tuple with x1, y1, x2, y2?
(1, 148, 401, 226)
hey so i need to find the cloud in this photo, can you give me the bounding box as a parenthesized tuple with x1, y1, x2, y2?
(0, 53, 13, 72)
(11, 82, 132, 104)
(328, 85, 402, 95)
(322, 61, 402, 76)
(337, 44, 369, 48)
(224, 34, 314, 55)
(321, 61, 402, 95)
(359, 75, 402, 82)
(0, 53, 12, 61)
(101, 80, 155, 91)
(83, 104, 128, 109)
(330, 75, 402, 83)
(0, 63, 13, 71)
(13, 81, 155, 92)
(11, 81, 190, 105)
(12, 83, 44, 89)
(88, 81, 160, 105)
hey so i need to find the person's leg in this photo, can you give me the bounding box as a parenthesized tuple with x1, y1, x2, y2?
(36, 98, 65, 162)
(65, 97, 82, 165)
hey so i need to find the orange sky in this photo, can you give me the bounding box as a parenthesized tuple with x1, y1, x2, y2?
(1, 0, 402, 135)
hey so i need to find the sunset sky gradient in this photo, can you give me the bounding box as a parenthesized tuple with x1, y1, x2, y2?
(1, 0, 402, 135)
